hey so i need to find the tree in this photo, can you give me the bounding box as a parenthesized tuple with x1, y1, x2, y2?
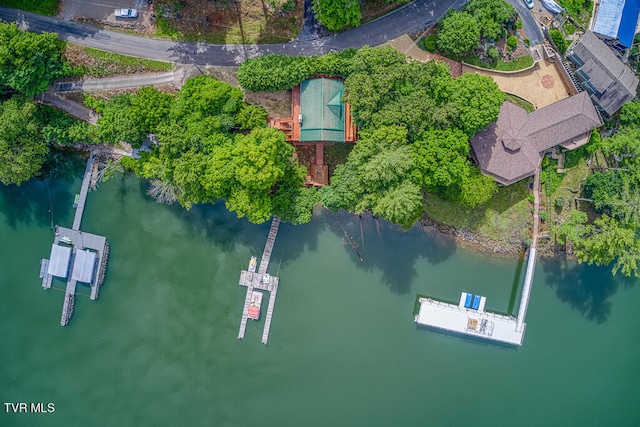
(313, 0, 361, 32)
(412, 127, 470, 191)
(465, 0, 516, 40)
(371, 180, 424, 230)
(235, 104, 268, 130)
(436, 12, 481, 56)
(127, 86, 173, 134)
(573, 215, 640, 277)
(444, 165, 498, 207)
(0, 23, 64, 96)
(549, 29, 568, 54)
(555, 209, 588, 245)
(0, 97, 48, 185)
(618, 100, 640, 127)
(451, 73, 505, 136)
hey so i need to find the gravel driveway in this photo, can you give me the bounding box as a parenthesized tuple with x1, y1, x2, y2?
(58, 0, 151, 23)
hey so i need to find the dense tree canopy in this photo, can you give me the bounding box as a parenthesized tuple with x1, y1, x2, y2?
(557, 100, 640, 277)
(436, 12, 481, 56)
(465, 0, 516, 40)
(0, 22, 64, 96)
(313, 0, 361, 32)
(0, 97, 48, 185)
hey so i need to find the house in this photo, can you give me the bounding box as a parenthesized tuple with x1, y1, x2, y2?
(567, 31, 639, 117)
(470, 92, 602, 185)
(592, 0, 640, 49)
(269, 77, 357, 185)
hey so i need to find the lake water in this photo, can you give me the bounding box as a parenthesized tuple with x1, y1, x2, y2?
(1, 168, 639, 427)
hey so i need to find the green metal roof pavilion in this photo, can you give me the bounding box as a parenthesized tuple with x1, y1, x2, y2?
(299, 78, 345, 142)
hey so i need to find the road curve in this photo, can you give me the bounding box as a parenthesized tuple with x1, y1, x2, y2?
(0, 1, 465, 65)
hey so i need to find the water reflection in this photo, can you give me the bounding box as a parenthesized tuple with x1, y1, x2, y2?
(540, 256, 636, 323)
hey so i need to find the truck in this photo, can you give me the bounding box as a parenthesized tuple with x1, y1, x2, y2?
(114, 9, 138, 18)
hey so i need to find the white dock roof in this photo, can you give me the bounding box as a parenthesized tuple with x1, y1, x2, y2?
(47, 244, 72, 278)
(71, 249, 96, 283)
(415, 298, 525, 346)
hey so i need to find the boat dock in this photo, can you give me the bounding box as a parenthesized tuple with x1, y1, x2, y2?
(414, 165, 542, 346)
(238, 217, 281, 344)
(40, 153, 109, 326)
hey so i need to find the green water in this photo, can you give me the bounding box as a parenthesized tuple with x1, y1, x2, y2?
(1, 170, 639, 427)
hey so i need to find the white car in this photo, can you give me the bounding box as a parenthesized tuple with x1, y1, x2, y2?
(114, 8, 139, 18)
(523, 0, 535, 9)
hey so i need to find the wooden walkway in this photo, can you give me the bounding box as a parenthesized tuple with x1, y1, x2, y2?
(72, 153, 95, 230)
(516, 163, 542, 333)
(237, 217, 282, 344)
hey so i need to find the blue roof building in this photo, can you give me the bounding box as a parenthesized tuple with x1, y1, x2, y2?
(592, 0, 640, 49)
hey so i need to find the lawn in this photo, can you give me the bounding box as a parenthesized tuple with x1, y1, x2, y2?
(424, 179, 531, 244)
(462, 53, 534, 72)
(63, 44, 173, 77)
(504, 93, 535, 112)
(0, 0, 58, 15)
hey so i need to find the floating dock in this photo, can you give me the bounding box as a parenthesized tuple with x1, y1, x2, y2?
(40, 153, 109, 326)
(238, 217, 281, 344)
(415, 294, 524, 346)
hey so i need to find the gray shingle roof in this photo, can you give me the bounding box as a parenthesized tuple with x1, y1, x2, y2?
(568, 31, 639, 116)
(470, 92, 602, 185)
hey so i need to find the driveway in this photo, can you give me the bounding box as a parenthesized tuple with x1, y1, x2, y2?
(59, 0, 150, 22)
(505, 0, 543, 46)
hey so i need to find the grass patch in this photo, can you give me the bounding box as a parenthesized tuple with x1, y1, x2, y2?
(63, 43, 173, 77)
(504, 93, 535, 113)
(0, 0, 58, 15)
(463, 54, 534, 72)
(424, 179, 531, 243)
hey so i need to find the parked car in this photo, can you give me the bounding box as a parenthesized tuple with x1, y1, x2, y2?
(523, 0, 535, 9)
(114, 9, 139, 18)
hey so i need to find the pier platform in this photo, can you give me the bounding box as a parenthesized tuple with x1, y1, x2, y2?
(415, 297, 525, 346)
(237, 217, 281, 345)
(41, 226, 109, 326)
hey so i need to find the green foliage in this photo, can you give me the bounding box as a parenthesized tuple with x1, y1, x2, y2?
(618, 100, 640, 127)
(0, 22, 64, 96)
(539, 209, 548, 222)
(451, 73, 506, 137)
(237, 50, 356, 92)
(0, 96, 48, 185)
(462, 52, 534, 71)
(420, 34, 437, 52)
(507, 36, 517, 50)
(555, 0, 593, 24)
(465, 0, 516, 40)
(235, 104, 268, 130)
(583, 170, 624, 214)
(39, 105, 96, 145)
(555, 209, 588, 245)
(0, 0, 60, 16)
(412, 127, 470, 190)
(444, 166, 498, 207)
(549, 29, 569, 54)
(487, 47, 500, 61)
(313, 0, 361, 32)
(436, 12, 481, 56)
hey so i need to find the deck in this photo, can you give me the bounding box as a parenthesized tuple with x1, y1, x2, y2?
(415, 297, 524, 346)
(237, 217, 281, 344)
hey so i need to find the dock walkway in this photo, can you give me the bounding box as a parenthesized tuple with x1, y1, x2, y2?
(72, 152, 94, 230)
(238, 217, 281, 344)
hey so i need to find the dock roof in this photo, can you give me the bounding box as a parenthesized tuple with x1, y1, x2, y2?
(592, 0, 640, 48)
(48, 244, 71, 278)
(299, 78, 346, 142)
(71, 249, 97, 284)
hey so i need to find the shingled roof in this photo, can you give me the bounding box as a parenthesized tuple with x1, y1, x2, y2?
(567, 31, 639, 116)
(470, 92, 602, 185)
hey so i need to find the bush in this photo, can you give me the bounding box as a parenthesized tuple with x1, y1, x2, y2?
(539, 210, 548, 222)
(421, 34, 437, 52)
(487, 46, 500, 61)
(549, 29, 569, 54)
(523, 38, 530, 46)
(507, 36, 518, 50)
(554, 196, 565, 208)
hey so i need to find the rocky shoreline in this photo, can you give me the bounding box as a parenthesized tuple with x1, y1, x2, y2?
(420, 217, 559, 259)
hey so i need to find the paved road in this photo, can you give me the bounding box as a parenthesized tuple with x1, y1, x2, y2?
(0, 1, 465, 65)
(505, 0, 543, 46)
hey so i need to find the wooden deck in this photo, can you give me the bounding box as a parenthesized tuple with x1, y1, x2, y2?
(237, 217, 282, 344)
